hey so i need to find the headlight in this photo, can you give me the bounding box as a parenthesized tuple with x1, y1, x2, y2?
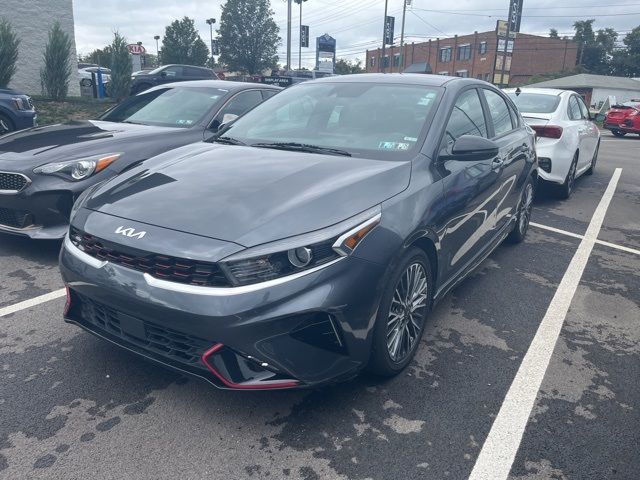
(11, 97, 30, 111)
(220, 211, 381, 286)
(34, 153, 121, 181)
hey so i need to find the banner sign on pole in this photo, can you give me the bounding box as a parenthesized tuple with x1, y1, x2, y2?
(384, 16, 395, 45)
(301, 25, 309, 48)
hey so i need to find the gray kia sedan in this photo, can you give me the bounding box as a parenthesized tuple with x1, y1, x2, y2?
(60, 74, 537, 389)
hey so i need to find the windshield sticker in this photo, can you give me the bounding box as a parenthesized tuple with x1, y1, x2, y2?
(379, 141, 411, 150)
(176, 119, 194, 125)
(404, 136, 418, 142)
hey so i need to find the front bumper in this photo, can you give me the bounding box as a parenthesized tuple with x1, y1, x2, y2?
(60, 236, 387, 389)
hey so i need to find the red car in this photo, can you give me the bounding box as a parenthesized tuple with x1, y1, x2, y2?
(604, 100, 640, 137)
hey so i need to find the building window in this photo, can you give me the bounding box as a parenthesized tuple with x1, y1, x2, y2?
(381, 55, 390, 68)
(393, 53, 401, 67)
(456, 70, 469, 78)
(369, 56, 376, 68)
(438, 71, 449, 76)
(439, 47, 452, 63)
(457, 44, 471, 61)
(478, 41, 487, 55)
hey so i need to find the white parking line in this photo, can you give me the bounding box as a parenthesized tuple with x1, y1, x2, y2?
(530, 222, 640, 257)
(0, 288, 66, 318)
(469, 168, 622, 480)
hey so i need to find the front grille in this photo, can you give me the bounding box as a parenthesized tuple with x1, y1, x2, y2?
(0, 172, 29, 193)
(0, 207, 34, 229)
(70, 227, 232, 287)
(75, 293, 211, 368)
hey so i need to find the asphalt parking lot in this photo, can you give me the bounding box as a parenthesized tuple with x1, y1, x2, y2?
(1, 132, 638, 480)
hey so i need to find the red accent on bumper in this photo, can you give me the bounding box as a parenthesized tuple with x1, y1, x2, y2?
(200, 343, 299, 390)
(63, 286, 71, 316)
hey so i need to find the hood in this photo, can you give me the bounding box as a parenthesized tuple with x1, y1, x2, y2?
(86, 143, 411, 247)
(0, 120, 186, 170)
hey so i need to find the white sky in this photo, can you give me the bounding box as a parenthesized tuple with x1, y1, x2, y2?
(72, 0, 640, 68)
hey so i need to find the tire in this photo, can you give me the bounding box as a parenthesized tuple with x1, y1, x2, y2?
(506, 176, 535, 244)
(559, 153, 578, 200)
(586, 141, 599, 175)
(0, 114, 15, 135)
(368, 247, 433, 377)
(611, 129, 626, 137)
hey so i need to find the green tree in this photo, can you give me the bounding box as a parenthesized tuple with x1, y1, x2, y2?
(161, 17, 209, 66)
(40, 22, 72, 100)
(218, 0, 280, 74)
(79, 47, 114, 69)
(549, 28, 559, 39)
(573, 20, 618, 74)
(109, 32, 132, 101)
(335, 58, 365, 75)
(0, 18, 20, 88)
(611, 26, 640, 76)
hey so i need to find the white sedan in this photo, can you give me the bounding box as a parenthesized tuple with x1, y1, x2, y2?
(505, 87, 600, 199)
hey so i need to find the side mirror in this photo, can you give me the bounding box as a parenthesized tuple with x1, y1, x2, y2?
(442, 135, 499, 161)
(160, 71, 167, 78)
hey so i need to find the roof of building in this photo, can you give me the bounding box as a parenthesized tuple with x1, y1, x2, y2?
(527, 74, 640, 91)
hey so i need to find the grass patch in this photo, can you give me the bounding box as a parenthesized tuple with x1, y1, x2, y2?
(31, 96, 115, 126)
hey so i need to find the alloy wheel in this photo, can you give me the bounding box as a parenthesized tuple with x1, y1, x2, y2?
(0, 118, 11, 135)
(386, 262, 428, 363)
(519, 182, 534, 234)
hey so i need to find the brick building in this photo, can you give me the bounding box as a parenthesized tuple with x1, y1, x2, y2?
(366, 30, 578, 86)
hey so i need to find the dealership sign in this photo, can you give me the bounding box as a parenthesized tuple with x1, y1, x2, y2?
(127, 44, 146, 55)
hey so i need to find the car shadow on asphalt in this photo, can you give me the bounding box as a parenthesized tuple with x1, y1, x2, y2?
(0, 233, 62, 266)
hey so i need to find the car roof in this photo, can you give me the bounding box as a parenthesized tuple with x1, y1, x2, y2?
(503, 87, 575, 97)
(150, 79, 281, 91)
(309, 73, 478, 87)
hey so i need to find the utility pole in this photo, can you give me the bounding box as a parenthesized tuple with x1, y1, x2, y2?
(299, 0, 303, 70)
(399, 0, 408, 71)
(287, 0, 292, 70)
(381, 0, 389, 73)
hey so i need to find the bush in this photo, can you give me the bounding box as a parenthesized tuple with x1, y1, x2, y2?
(109, 32, 132, 100)
(40, 22, 72, 100)
(0, 17, 20, 88)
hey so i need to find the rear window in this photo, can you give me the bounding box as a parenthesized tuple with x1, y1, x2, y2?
(507, 93, 561, 114)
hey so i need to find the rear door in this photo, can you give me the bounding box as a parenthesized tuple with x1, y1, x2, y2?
(481, 88, 531, 233)
(438, 87, 501, 282)
(568, 95, 590, 168)
(577, 95, 599, 170)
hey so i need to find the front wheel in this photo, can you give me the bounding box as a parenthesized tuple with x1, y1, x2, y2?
(368, 248, 432, 377)
(507, 177, 535, 244)
(611, 129, 626, 137)
(0, 114, 14, 135)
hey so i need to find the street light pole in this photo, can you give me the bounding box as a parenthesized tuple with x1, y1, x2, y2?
(206, 18, 216, 68)
(381, 0, 389, 73)
(154, 35, 160, 66)
(399, 0, 408, 71)
(287, 0, 292, 70)
(298, 0, 303, 71)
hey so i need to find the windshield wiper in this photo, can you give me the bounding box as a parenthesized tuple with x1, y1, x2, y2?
(213, 136, 247, 146)
(251, 142, 351, 157)
(121, 120, 148, 126)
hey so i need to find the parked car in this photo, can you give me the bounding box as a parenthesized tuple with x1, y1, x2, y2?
(506, 87, 600, 199)
(0, 80, 280, 239)
(131, 69, 153, 77)
(78, 67, 111, 88)
(0, 88, 37, 135)
(60, 74, 537, 390)
(130, 64, 219, 95)
(603, 100, 640, 137)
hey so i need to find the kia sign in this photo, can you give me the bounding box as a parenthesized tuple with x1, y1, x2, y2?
(127, 44, 146, 55)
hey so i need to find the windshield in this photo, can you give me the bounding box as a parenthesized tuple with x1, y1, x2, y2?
(100, 87, 227, 127)
(223, 82, 441, 160)
(146, 66, 167, 75)
(507, 93, 561, 114)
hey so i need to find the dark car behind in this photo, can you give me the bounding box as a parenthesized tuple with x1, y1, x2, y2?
(0, 88, 37, 135)
(130, 65, 219, 95)
(0, 80, 279, 239)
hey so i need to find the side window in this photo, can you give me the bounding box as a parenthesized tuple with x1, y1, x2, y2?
(217, 90, 263, 122)
(262, 89, 278, 100)
(184, 67, 204, 77)
(577, 97, 590, 119)
(163, 66, 183, 77)
(442, 89, 487, 149)
(568, 96, 583, 120)
(483, 89, 514, 137)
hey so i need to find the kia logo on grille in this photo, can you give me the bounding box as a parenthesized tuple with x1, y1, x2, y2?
(115, 226, 146, 239)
